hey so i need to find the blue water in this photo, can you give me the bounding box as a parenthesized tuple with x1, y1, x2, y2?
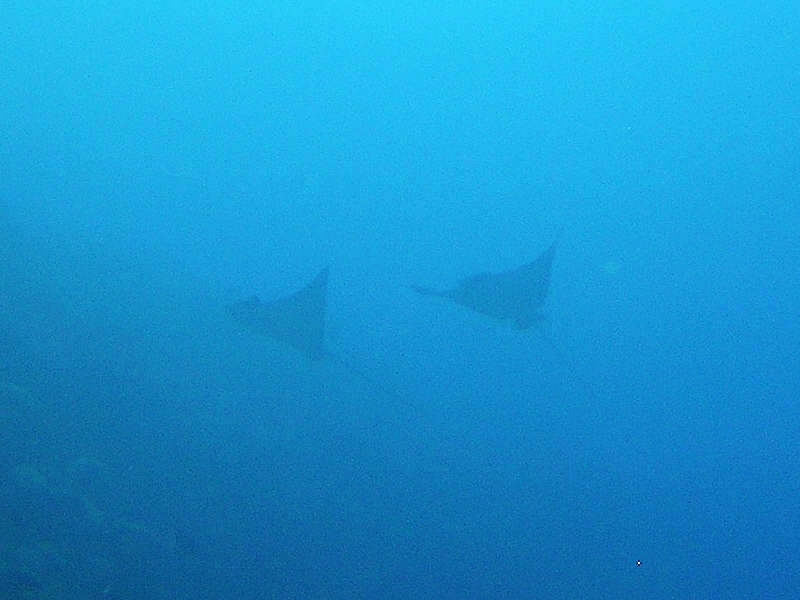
(2, 3, 798, 599)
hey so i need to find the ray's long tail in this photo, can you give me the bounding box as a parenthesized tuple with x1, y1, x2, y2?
(408, 284, 445, 298)
(533, 322, 568, 365)
(324, 351, 405, 405)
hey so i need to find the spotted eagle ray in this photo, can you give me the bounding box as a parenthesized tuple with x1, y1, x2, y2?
(410, 235, 559, 329)
(226, 267, 397, 397)
(227, 267, 329, 361)
(410, 234, 564, 359)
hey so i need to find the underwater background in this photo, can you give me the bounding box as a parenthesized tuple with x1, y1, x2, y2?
(1, 3, 798, 599)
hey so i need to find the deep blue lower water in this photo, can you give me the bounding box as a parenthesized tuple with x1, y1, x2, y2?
(1, 3, 798, 599)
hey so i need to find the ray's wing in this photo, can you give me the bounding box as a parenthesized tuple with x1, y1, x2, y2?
(508, 234, 559, 308)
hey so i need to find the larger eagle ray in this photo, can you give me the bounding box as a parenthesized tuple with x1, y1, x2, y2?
(410, 234, 560, 330)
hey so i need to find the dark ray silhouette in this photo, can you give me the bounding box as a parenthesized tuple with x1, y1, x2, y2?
(410, 235, 560, 329)
(226, 267, 400, 400)
(227, 267, 328, 361)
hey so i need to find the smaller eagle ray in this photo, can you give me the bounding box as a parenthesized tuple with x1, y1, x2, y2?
(226, 267, 398, 399)
(227, 267, 329, 361)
